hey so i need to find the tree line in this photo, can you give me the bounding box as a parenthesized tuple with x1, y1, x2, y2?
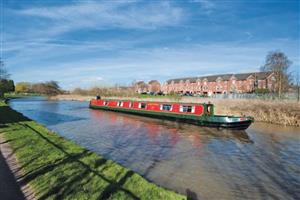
(72, 86, 135, 97)
(0, 58, 62, 97)
(15, 81, 62, 95)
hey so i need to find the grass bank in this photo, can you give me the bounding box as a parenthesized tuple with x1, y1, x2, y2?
(50, 94, 300, 127)
(5, 92, 41, 98)
(0, 101, 186, 200)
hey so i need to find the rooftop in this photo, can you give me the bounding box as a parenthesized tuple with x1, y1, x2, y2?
(166, 72, 273, 84)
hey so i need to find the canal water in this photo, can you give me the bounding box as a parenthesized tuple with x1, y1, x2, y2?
(9, 97, 300, 200)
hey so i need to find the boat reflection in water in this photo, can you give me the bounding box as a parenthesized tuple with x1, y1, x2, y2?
(90, 109, 253, 148)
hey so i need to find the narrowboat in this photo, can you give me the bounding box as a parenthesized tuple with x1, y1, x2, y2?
(89, 99, 254, 130)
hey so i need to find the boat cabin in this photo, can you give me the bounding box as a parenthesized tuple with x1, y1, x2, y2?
(90, 99, 214, 116)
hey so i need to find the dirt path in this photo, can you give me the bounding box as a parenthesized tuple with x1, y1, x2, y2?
(0, 135, 35, 200)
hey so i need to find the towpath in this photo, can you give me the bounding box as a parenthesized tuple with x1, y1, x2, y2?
(0, 134, 35, 200)
(0, 148, 25, 200)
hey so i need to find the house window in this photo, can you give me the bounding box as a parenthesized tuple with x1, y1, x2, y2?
(160, 104, 172, 111)
(117, 101, 123, 107)
(104, 101, 109, 106)
(180, 105, 194, 113)
(139, 103, 147, 109)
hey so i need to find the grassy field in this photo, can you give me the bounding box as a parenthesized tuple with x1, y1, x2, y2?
(0, 101, 186, 200)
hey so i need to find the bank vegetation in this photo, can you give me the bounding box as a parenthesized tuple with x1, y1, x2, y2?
(15, 81, 63, 96)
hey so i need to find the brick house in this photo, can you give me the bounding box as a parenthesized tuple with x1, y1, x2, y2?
(162, 72, 275, 95)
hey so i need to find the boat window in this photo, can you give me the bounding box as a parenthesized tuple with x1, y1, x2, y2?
(161, 104, 172, 111)
(180, 105, 193, 113)
(104, 101, 109, 106)
(117, 101, 123, 107)
(139, 103, 147, 109)
(129, 102, 133, 108)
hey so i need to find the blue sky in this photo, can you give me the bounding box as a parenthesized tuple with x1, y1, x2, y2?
(2, 0, 299, 89)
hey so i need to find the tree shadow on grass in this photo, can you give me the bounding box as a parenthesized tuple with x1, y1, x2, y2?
(39, 157, 108, 200)
(0, 138, 14, 144)
(0, 124, 8, 129)
(186, 189, 198, 200)
(19, 150, 91, 184)
(18, 123, 140, 200)
(0, 105, 32, 124)
(96, 170, 136, 200)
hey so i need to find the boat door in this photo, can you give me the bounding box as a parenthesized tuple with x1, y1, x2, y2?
(205, 103, 214, 115)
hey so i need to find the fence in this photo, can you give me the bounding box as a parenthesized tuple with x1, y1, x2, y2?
(209, 92, 299, 101)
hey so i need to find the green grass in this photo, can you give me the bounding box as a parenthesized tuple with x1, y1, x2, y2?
(4, 92, 41, 98)
(0, 101, 186, 200)
(137, 94, 182, 101)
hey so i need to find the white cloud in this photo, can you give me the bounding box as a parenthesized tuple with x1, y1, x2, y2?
(4, 0, 184, 57)
(245, 32, 254, 40)
(10, 39, 299, 89)
(18, 1, 184, 33)
(5, 0, 299, 89)
(193, 0, 215, 9)
(81, 76, 103, 83)
(190, 0, 215, 14)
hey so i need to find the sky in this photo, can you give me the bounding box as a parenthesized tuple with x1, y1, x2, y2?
(2, 0, 300, 89)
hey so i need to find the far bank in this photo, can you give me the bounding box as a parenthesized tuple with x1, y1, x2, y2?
(50, 94, 300, 127)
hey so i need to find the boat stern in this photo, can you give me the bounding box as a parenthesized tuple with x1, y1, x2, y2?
(205, 115, 254, 130)
(222, 116, 254, 129)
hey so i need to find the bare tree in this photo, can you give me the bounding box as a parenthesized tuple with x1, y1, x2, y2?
(260, 50, 292, 98)
(0, 58, 10, 80)
(134, 81, 148, 93)
(0, 59, 14, 98)
(31, 81, 62, 95)
(296, 69, 300, 102)
(148, 80, 161, 93)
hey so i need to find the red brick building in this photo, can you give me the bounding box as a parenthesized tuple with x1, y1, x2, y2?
(162, 72, 275, 95)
